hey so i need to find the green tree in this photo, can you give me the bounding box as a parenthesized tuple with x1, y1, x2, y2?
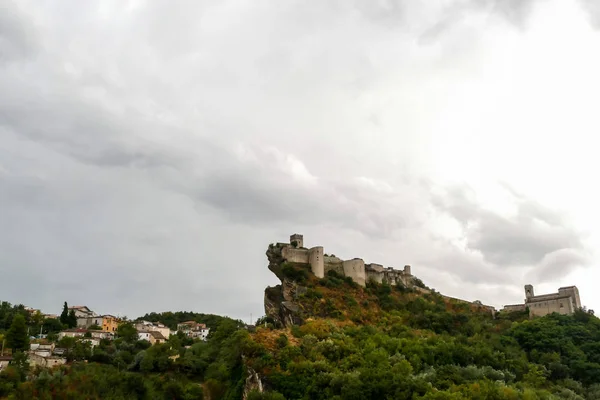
(67, 309, 77, 328)
(60, 301, 69, 326)
(43, 317, 65, 333)
(117, 322, 138, 343)
(6, 314, 29, 352)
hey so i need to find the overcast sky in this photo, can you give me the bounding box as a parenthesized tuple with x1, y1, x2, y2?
(2, 0, 600, 322)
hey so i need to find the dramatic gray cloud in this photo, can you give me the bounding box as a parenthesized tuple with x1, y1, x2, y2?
(432, 184, 589, 275)
(1, 0, 598, 319)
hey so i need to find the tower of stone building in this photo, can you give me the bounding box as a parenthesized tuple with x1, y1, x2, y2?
(290, 234, 304, 248)
(309, 246, 324, 278)
(558, 286, 582, 309)
(525, 284, 534, 300)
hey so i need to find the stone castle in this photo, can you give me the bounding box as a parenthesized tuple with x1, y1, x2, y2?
(280, 233, 414, 288)
(502, 284, 581, 317)
(268, 233, 582, 320)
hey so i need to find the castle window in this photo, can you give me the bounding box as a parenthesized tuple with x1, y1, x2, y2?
(560, 303, 564, 308)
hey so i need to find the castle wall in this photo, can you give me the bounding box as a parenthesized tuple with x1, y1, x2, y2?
(365, 264, 383, 284)
(324, 256, 344, 275)
(282, 247, 309, 264)
(343, 259, 366, 287)
(308, 247, 324, 278)
(366, 271, 383, 284)
(383, 269, 404, 286)
(528, 296, 574, 317)
(502, 304, 527, 313)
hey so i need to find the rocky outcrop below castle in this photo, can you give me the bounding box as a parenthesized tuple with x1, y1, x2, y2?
(264, 243, 307, 328)
(242, 365, 264, 400)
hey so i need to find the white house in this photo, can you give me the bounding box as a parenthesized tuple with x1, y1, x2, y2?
(58, 329, 88, 339)
(82, 337, 101, 348)
(137, 330, 167, 345)
(90, 330, 114, 340)
(0, 356, 13, 371)
(135, 320, 171, 340)
(177, 321, 210, 341)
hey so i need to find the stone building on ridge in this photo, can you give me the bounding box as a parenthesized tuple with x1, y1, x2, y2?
(502, 284, 581, 317)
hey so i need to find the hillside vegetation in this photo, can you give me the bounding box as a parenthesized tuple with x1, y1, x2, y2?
(2, 268, 600, 399)
(248, 266, 600, 399)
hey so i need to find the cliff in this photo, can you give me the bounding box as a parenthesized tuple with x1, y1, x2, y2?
(264, 243, 308, 328)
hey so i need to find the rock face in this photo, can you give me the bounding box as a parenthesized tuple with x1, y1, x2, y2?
(264, 244, 306, 327)
(242, 366, 263, 400)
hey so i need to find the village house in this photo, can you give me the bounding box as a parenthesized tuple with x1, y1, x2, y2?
(90, 330, 114, 340)
(53, 348, 67, 356)
(177, 321, 210, 341)
(77, 314, 119, 333)
(28, 343, 66, 368)
(28, 354, 66, 368)
(58, 328, 115, 341)
(23, 306, 40, 315)
(137, 330, 167, 345)
(30, 343, 54, 357)
(82, 337, 101, 348)
(58, 328, 88, 339)
(68, 306, 96, 318)
(0, 356, 12, 372)
(135, 320, 171, 340)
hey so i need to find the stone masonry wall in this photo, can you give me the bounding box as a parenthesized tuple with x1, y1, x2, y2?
(281, 247, 309, 264)
(343, 259, 366, 287)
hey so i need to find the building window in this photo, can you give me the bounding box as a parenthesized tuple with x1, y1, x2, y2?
(560, 303, 564, 308)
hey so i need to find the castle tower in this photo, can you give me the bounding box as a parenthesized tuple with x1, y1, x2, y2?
(404, 265, 412, 275)
(558, 286, 582, 310)
(308, 246, 324, 278)
(525, 284, 534, 300)
(290, 234, 303, 248)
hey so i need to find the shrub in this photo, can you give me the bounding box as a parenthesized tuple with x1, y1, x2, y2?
(276, 334, 289, 349)
(281, 263, 309, 284)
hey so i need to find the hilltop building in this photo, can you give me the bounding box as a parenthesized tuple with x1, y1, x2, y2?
(77, 314, 119, 333)
(135, 320, 172, 340)
(177, 321, 210, 341)
(279, 234, 413, 288)
(68, 306, 96, 318)
(502, 285, 581, 317)
(138, 330, 167, 345)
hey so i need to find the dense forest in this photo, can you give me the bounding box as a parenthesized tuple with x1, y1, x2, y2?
(2, 268, 600, 399)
